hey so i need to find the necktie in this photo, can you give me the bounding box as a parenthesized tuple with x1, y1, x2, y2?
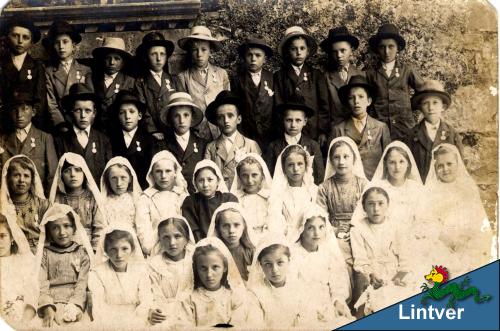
(16, 129, 27, 143)
(339, 66, 348, 83)
(77, 130, 89, 149)
(353, 119, 364, 133)
(62, 61, 71, 74)
(104, 75, 114, 88)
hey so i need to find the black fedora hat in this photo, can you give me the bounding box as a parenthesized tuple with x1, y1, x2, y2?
(237, 36, 273, 58)
(368, 23, 406, 51)
(274, 94, 315, 118)
(205, 90, 242, 125)
(338, 75, 377, 106)
(1, 18, 41, 44)
(136, 32, 175, 58)
(42, 20, 82, 49)
(61, 83, 98, 112)
(110, 90, 146, 115)
(320, 26, 359, 52)
(5, 90, 35, 108)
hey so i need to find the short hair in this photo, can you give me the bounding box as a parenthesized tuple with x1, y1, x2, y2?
(0, 214, 17, 254)
(102, 163, 133, 195)
(157, 218, 190, 241)
(283, 36, 310, 61)
(329, 140, 357, 164)
(362, 187, 390, 210)
(192, 244, 229, 289)
(7, 157, 36, 195)
(280, 145, 307, 171)
(214, 208, 255, 251)
(104, 229, 135, 254)
(194, 166, 219, 181)
(236, 156, 263, 177)
(184, 39, 212, 68)
(257, 244, 290, 263)
(45, 212, 76, 244)
(382, 146, 412, 179)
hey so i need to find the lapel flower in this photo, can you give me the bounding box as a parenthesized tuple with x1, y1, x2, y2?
(165, 79, 175, 92)
(212, 72, 218, 83)
(30, 137, 36, 148)
(76, 70, 82, 81)
(263, 81, 274, 97)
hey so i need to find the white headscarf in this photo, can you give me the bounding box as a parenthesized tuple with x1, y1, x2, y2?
(192, 159, 229, 193)
(324, 137, 366, 181)
(150, 214, 196, 257)
(94, 223, 144, 265)
(371, 140, 422, 184)
(206, 202, 256, 246)
(100, 156, 142, 202)
(0, 212, 32, 256)
(35, 203, 95, 276)
(229, 153, 272, 196)
(145, 151, 189, 196)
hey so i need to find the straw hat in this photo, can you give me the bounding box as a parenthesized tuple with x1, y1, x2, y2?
(278, 26, 317, 57)
(177, 26, 221, 51)
(92, 37, 132, 60)
(411, 80, 451, 110)
(161, 92, 204, 127)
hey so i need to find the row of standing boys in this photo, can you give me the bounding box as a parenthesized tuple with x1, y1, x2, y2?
(0, 17, 493, 329)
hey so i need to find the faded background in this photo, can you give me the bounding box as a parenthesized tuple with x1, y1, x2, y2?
(1, 0, 498, 228)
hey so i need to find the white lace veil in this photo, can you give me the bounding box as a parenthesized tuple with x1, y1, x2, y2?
(229, 153, 272, 196)
(100, 156, 142, 202)
(324, 137, 366, 181)
(146, 151, 188, 195)
(192, 159, 229, 193)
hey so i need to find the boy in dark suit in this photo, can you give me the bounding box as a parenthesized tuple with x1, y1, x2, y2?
(54, 83, 112, 183)
(231, 36, 274, 151)
(405, 79, 464, 183)
(162, 92, 207, 194)
(108, 90, 156, 189)
(266, 95, 325, 184)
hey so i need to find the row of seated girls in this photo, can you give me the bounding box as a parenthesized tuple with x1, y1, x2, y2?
(0, 134, 494, 329)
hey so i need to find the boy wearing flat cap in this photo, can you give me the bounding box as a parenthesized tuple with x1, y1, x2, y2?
(231, 36, 275, 151)
(204, 90, 261, 189)
(0, 18, 46, 133)
(109, 90, 156, 189)
(320, 26, 365, 125)
(162, 92, 208, 194)
(54, 83, 112, 183)
(405, 80, 464, 182)
(43, 20, 93, 133)
(91, 37, 135, 132)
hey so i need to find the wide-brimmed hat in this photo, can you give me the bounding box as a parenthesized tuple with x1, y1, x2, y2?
(61, 83, 98, 111)
(42, 20, 82, 49)
(5, 91, 35, 108)
(338, 75, 377, 106)
(0, 18, 41, 44)
(368, 23, 406, 51)
(237, 36, 273, 58)
(178, 26, 221, 51)
(92, 37, 132, 61)
(320, 26, 359, 52)
(136, 31, 175, 58)
(110, 90, 146, 115)
(411, 80, 451, 110)
(274, 94, 315, 118)
(279, 26, 317, 57)
(205, 90, 241, 125)
(160, 92, 204, 127)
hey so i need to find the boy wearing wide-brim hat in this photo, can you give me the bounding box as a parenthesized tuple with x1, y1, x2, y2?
(274, 26, 330, 147)
(54, 83, 112, 183)
(176, 25, 229, 141)
(135, 32, 177, 141)
(91, 37, 135, 132)
(0, 18, 46, 133)
(108, 90, 157, 189)
(43, 20, 94, 133)
(320, 26, 365, 125)
(366, 23, 424, 141)
(331, 75, 391, 180)
(204, 90, 261, 189)
(162, 92, 208, 194)
(405, 80, 463, 183)
(230, 36, 275, 152)
(265, 94, 325, 185)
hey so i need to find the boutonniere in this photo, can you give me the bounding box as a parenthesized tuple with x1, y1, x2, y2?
(263, 81, 274, 97)
(394, 67, 400, 78)
(212, 72, 218, 83)
(303, 72, 308, 82)
(91, 142, 97, 154)
(193, 142, 199, 153)
(165, 79, 175, 92)
(441, 131, 447, 141)
(136, 140, 142, 152)
(27, 69, 32, 80)
(76, 70, 82, 81)
(30, 137, 36, 148)
(114, 83, 120, 94)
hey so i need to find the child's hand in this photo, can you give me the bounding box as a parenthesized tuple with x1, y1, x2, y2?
(149, 308, 167, 325)
(42, 306, 57, 327)
(62, 303, 82, 322)
(334, 300, 351, 317)
(152, 133, 164, 141)
(369, 273, 384, 289)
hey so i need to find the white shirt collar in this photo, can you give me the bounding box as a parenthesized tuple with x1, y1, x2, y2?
(73, 125, 91, 135)
(291, 64, 303, 76)
(175, 130, 190, 141)
(104, 72, 118, 80)
(284, 132, 301, 145)
(16, 123, 31, 134)
(352, 115, 367, 126)
(223, 131, 238, 143)
(382, 60, 396, 71)
(12, 52, 27, 63)
(250, 70, 262, 77)
(123, 127, 138, 138)
(425, 119, 441, 131)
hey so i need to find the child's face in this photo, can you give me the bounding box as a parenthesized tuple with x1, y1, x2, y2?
(260, 248, 290, 287)
(434, 152, 458, 183)
(7, 26, 32, 55)
(195, 169, 219, 198)
(118, 103, 142, 132)
(348, 87, 371, 118)
(331, 144, 354, 176)
(284, 152, 306, 186)
(159, 223, 188, 261)
(216, 104, 241, 136)
(53, 34, 75, 61)
(364, 192, 389, 224)
(62, 165, 85, 190)
(47, 216, 75, 248)
(420, 96, 445, 125)
(386, 150, 409, 182)
(377, 38, 398, 63)
(288, 37, 309, 66)
(108, 165, 131, 196)
(239, 163, 264, 194)
(245, 47, 266, 73)
(107, 238, 133, 271)
(190, 40, 211, 69)
(103, 52, 124, 75)
(147, 46, 167, 73)
(71, 100, 96, 130)
(0, 224, 13, 257)
(301, 217, 326, 251)
(7, 163, 32, 196)
(196, 251, 226, 291)
(9, 104, 34, 130)
(172, 106, 193, 135)
(283, 110, 307, 137)
(331, 41, 352, 67)
(152, 159, 176, 191)
(217, 210, 245, 249)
